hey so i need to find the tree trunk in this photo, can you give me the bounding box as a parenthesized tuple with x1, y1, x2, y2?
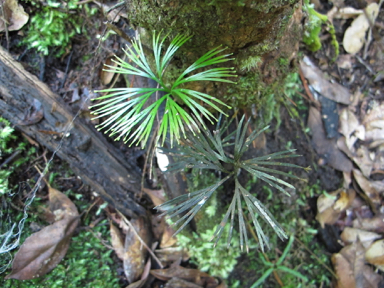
(126, 0, 302, 118)
(0, 46, 145, 218)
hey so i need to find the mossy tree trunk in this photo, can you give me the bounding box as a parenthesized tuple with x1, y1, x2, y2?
(126, 0, 302, 121)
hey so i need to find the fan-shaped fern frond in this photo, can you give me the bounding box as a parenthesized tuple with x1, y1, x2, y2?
(91, 31, 236, 147)
(156, 116, 305, 252)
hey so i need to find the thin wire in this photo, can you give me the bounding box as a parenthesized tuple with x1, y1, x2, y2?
(0, 88, 91, 273)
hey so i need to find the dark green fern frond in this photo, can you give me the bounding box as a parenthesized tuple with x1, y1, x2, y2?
(156, 115, 304, 252)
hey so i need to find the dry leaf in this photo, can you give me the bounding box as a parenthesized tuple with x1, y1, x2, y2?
(332, 241, 382, 288)
(110, 222, 125, 260)
(343, 3, 380, 54)
(353, 214, 384, 234)
(143, 188, 166, 207)
(6, 185, 79, 280)
(316, 189, 355, 228)
(353, 169, 381, 204)
(339, 109, 359, 137)
(100, 55, 118, 85)
(123, 217, 151, 283)
(161, 225, 178, 248)
(340, 227, 381, 248)
(151, 266, 219, 288)
(363, 102, 384, 142)
(365, 239, 384, 271)
(308, 107, 353, 172)
(0, 0, 29, 32)
(155, 247, 190, 267)
(165, 278, 203, 288)
(300, 56, 352, 105)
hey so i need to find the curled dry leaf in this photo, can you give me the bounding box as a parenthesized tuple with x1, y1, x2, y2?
(343, 3, 380, 54)
(0, 0, 29, 32)
(123, 217, 151, 284)
(155, 247, 190, 267)
(365, 239, 384, 271)
(332, 241, 383, 288)
(316, 188, 355, 228)
(151, 266, 219, 288)
(353, 169, 381, 204)
(363, 102, 384, 142)
(300, 56, 352, 105)
(110, 222, 125, 260)
(143, 187, 166, 207)
(5, 185, 79, 280)
(161, 225, 178, 248)
(101, 55, 118, 85)
(353, 214, 384, 234)
(165, 277, 204, 288)
(340, 227, 381, 248)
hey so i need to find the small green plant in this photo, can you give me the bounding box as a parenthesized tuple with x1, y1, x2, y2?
(0, 118, 34, 196)
(21, 0, 97, 56)
(303, 0, 339, 58)
(177, 225, 242, 279)
(158, 116, 306, 252)
(91, 31, 236, 147)
(250, 235, 308, 287)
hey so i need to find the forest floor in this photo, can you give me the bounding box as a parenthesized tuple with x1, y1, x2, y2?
(1, 0, 384, 287)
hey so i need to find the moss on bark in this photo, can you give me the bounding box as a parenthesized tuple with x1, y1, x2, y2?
(125, 0, 302, 120)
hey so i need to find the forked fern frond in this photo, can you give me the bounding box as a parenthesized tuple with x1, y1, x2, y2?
(157, 116, 305, 252)
(91, 31, 236, 147)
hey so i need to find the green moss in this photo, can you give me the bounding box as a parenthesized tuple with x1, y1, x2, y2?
(21, 0, 97, 56)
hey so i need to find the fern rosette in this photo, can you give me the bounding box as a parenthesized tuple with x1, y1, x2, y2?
(157, 116, 306, 252)
(91, 32, 236, 147)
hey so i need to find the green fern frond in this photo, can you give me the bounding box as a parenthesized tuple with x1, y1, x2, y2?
(157, 115, 304, 252)
(91, 31, 236, 147)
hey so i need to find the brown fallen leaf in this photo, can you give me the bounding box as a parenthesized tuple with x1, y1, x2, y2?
(151, 266, 219, 288)
(0, 0, 29, 32)
(365, 239, 384, 271)
(353, 214, 384, 234)
(100, 55, 118, 85)
(300, 56, 352, 105)
(353, 169, 381, 204)
(161, 225, 178, 248)
(143, 187, 166, 207)
(308, 107, 353, 172)
(340, 227, 381, 248)
(316, 188, 355, 228)
(155, 247, 189, 267)
(343, 3, 380, 54)
(165, 277, 203, 288)
(363, 101, 384, 142)
(110, 222, 125, 260)
(332, 241, 382, 288)
(6, 184, 79, 280)
(123, 217, 151, 284)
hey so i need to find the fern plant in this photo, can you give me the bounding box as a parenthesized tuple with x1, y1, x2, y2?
(91, 32, 236, 147)
(157, 116, 306, 252)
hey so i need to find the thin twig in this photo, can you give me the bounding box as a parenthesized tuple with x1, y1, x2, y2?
(117, 210, 164, 268)
(294, 236, 338, 279)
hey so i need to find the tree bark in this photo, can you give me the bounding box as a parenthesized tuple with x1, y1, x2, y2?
(0, 46, 145, 218)
(126, 0, 302, 118)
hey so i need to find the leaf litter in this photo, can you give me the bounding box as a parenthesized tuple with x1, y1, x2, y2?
(5, 183, 79, 280)
(302, 0, 384, 283)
